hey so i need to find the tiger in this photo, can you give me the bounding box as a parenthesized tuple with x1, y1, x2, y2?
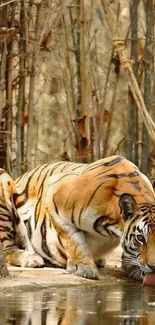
(0, 169, 44, 268)
(1, 155, 155, 279)
(0, 161, 90, 269)
(8, 154, 155, 280)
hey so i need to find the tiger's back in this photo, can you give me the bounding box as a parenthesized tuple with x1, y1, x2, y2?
(15, 155, 154, 210)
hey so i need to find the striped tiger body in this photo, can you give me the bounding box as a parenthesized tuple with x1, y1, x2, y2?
(0, 169, 44, 267)
(13, 155, 155, 279)
(14, 161, 88, 268)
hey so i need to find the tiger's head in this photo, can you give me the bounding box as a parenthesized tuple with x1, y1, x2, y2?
(119, 193, 155, 280)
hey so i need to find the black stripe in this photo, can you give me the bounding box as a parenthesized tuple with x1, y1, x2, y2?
(0, 204, 10, 211)
(94, 216, 107, 234)
(85, 182, 105, 208)
(143, 216, 149, 223)
(22, 165, 44, 193)
(104, 221, 119, 236)
(128, 171, 139, 177)
(57, 245, 67, 261)
(78, 206, 84, 229)
(144, 183, 155, 198)
(12, 207, 20, 225)
(41, 220, 66, 266)
(15, 165, 45, 205)
(104, 172, 135, 179)
(82, 162, 106, 174)
(35, 163, 71, 217)
(103, 156, 124, 166)
(48, 162, 70, 176)
(13, 193, 27, 209)
(35, 164, 50, 184)
(60, 163, 74, 172)
(64, 184, 78, 210)
(93, 216, 119, 236)
(1, 235, 15, 242)
(3, 244, 16, 249)
(126, 180, 141, 191)
(94, 167, 114, 177)
(71, 164, 85, 172)
(7, 233, 14, 240)
(125, 245, 136, 253)
(41, 219, 53, 258)
(51, 173, 76, 185)
(24, 219, 32, 239)
(129, 233, 134, 241)
(35, 168, 53, 226)
(125, 212, 143, 239)
(0, 226, 13, 232)
(83, 157, 122, 173)
(71, 201, 76, 226)
(0, 215, 11, 220)
(53, 195, 58, 215)
(15, 169, 30, 183)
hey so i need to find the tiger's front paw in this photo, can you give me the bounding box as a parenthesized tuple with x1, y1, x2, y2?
(67, 259, 99, 280)
(20, 251, 44, 268)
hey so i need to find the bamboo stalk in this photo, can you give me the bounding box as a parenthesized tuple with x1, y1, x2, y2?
(103, 73, 119, 157)
(24, 4, 31, 73)
(61, 13, 76, 116)
(16, 0, 25, 177)
(80, 0, 86, 116)
(113, 37, 155, 142)
(0, 42, 7, 123)
(87, 33, 101, 160)
(26, 2, 42, 170)
(60, 2, 84, 161)
(141, 0, 153, 173)
(0, 0, 16, 8)
(126, 0, 139, 165)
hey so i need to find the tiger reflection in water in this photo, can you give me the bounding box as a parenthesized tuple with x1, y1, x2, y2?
(0, 286, 154, 325)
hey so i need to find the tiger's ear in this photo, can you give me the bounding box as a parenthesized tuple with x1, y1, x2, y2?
(118, 193, 137, 222)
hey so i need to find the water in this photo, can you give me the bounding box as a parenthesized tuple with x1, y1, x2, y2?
(0, 284, 155, 325)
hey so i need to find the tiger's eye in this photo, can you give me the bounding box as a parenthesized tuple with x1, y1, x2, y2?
(136, 234, 145, 243)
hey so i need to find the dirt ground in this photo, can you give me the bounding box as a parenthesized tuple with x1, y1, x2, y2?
(0, 246, 135, 290)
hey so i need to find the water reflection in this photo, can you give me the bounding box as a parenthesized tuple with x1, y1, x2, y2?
(0, 284, 155, 325)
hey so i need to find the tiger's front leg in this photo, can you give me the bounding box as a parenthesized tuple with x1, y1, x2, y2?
(64, 229, 99, 279)
(46, 206, 99, 280)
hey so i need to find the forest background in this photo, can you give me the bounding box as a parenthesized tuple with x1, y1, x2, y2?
(0, 0, 155, 179)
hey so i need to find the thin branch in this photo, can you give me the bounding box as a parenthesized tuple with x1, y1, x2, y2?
(0, 0, 16, 8)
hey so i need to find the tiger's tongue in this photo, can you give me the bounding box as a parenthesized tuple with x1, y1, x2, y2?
(143, 273, 155, 286)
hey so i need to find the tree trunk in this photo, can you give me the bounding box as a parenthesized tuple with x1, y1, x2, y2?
(6, 1, 16, 176)
(126, 0, 138, 164)
(26, 2, 42, 170)
(0, 0, 8, 170)
(141, 0, 153, 174)
(16, 0, 26, 178)
(0, 241, 8, 277)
